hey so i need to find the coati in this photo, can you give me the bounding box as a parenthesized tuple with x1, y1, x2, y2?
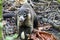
(17, 3, 38, 40)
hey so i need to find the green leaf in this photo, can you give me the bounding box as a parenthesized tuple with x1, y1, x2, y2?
(57, 0, 60, 3)
(13, 34, 18, 39)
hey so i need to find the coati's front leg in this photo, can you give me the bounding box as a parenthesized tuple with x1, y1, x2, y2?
(30, 25, 33, 33)
(19, 26, 33, 40)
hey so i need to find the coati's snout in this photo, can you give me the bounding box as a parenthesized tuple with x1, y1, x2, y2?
(19, 15, 25, 22)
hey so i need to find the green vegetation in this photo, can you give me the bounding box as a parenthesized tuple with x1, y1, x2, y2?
(0, 0, 3, 40)
(0, 22, 3, 40)
(57, 0, 60, 3)
(0, 4, 2, 18)
(0, 0, 2, 18)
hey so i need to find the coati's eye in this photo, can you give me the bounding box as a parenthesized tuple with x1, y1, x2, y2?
(23, 13, 27, 17)
(19, 15, 20, 17)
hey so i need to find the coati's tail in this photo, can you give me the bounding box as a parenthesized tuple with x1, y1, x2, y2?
(21, 31, 25, 40)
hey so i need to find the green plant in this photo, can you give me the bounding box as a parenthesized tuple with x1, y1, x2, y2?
(57, 0, 60, 3)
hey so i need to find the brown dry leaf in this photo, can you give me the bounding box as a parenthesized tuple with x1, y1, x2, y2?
(28, 30, 57, 40)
